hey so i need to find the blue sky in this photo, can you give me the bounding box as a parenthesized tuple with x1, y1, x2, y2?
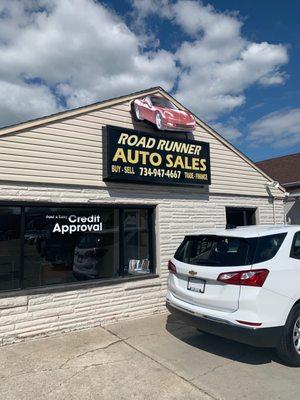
(0, 0, 299, 161)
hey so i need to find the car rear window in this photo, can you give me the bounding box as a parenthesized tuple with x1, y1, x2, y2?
(175, 235, 254, 267)
(175, 233, 287, 267)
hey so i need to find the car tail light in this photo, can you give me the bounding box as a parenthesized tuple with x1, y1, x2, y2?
(217, 269, 269, 287)
(168, 260, 177, 274)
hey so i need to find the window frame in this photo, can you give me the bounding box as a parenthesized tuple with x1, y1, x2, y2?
(0, 201, 157, 294)
(0, 206, 23, 291)
(290, 231, 300, 260)
(226, 206, 257, 226)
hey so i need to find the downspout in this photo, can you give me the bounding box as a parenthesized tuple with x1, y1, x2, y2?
(265, 181, 280, 224)
(273, 197, 276, 224)
(284, 191, 294, 225)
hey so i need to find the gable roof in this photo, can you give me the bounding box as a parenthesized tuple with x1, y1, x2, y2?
(0, 86, 285, 194)
(256, 153, 300, 186)
(0, 86, 162, 135)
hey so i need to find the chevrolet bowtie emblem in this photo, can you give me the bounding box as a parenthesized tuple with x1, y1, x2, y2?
(189, 270, 197, 276)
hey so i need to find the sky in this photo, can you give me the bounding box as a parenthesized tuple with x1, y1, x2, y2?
(0, 0, 299, 161)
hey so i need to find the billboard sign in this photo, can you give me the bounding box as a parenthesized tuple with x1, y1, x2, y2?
(105, 126, 211, 186)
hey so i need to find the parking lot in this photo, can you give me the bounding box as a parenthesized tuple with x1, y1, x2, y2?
(0, 313, 299, 400)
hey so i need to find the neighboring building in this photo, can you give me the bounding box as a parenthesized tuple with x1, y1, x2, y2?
(257, 153, 300, 224)
(0, 87, 285, 345)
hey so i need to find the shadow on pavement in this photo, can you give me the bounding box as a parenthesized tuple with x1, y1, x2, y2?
(165, 314, 285, 366)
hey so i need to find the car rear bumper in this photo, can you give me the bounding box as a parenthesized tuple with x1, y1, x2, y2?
(166, 301, 284, 348)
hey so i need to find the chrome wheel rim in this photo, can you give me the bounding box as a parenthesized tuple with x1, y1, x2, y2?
(135, 104, 141, 120)
(156, 113, 162, 129)
(293, 317, 300, 354)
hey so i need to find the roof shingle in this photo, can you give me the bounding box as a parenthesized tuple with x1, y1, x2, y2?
(256, 153, 300, 185)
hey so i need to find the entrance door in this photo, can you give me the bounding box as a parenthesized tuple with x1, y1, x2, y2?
(226, 207, 256, 227)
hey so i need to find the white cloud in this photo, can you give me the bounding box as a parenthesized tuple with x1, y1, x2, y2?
(248, 108, 300, 148)
(172, 3, 288, 119)
(0, 0, 289, 129)
(130, 0, 173, 21)
(131, 1, 288, 119)
(259, 71, 288, 86)
(0, 0, 178, 126)
(173, 0, 241, 39)
(212, 122, 242, 142)
(0, 80, 59, 126)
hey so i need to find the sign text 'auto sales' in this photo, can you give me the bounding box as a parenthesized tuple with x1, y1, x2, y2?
(105, 126, 211, 186)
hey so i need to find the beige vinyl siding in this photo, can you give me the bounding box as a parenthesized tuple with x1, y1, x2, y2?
(0, 97, 283, 197)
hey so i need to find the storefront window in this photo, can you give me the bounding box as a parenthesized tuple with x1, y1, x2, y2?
(23, 207, 119, 288)
(123, 209, 151, 275)
(0, 204, 154, 292)
(0, 207, 21, 291)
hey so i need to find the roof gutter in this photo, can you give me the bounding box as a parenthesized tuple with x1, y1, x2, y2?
(286, 192, 300, 199)
(283, 181, 300, 188)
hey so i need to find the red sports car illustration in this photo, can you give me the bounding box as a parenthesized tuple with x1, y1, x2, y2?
(132, 95, 196, 132)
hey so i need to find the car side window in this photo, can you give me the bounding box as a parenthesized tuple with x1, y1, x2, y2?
(253, 233, 287, 264)
(290, 232, 300, 260)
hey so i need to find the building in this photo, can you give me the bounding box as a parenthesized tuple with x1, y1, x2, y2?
(0, 87, 285, 345)
(257, 153, 300, 224)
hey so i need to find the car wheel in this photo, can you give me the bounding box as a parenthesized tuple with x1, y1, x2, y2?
(155, 112, 163, 130)
(276, 304, 300, 366)
(134, 103, 143, 121)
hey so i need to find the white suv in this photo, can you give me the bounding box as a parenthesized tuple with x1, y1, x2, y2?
(166, 225, 300, 366)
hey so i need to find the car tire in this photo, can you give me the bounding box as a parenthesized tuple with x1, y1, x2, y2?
(155, 112, 163, 130)
(133, 102, 143, 121)
(276, 304, 300, 367)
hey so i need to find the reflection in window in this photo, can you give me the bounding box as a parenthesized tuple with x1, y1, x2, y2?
(23, 207, 119, 288)
(175, 235, 251, 267)
(123, 209, 151, 275)
(0, 207, 21, 291)
(0, 205, 154, 292)
(291, 232, 300, 260)
(253, 233, 286, 263)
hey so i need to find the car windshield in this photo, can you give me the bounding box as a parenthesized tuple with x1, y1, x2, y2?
(174, 233, 287, 267)
(150, 97, 177, 109)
